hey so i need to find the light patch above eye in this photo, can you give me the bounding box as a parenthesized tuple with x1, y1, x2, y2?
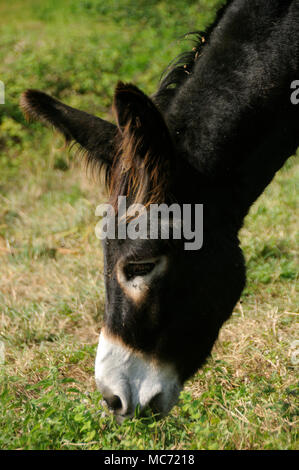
(116, 256, 168, 303)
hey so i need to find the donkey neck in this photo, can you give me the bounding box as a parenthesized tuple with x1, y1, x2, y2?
(165, 0, 299, 223)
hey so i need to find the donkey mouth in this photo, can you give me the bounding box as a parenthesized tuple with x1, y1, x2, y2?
(95, 329, 182, 422)
(101, 395, 170, 424)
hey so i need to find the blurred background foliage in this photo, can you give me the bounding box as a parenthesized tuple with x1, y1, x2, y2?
(0, 0, 225, 187)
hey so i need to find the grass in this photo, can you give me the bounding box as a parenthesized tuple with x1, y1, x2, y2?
(0, 0, 298, 450)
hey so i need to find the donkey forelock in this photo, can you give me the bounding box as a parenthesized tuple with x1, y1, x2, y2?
(108, 81, 175, 212)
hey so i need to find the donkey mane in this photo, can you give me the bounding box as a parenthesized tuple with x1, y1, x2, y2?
(154, 0, 234, 111)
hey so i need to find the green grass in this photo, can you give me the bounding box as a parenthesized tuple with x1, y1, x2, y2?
(0, 0, 298, 450)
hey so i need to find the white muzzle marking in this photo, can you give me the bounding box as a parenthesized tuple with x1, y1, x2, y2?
(95, 330, 182, 419)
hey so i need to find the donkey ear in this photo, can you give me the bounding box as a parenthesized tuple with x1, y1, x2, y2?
(110, 81, 174, 206)
(113, 81, 173, 158)
(20, 89, 117, 176)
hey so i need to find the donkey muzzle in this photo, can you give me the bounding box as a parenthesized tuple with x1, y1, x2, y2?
(95, 329, 182, 421)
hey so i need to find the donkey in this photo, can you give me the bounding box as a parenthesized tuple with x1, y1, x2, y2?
(20, 0, 299, 422)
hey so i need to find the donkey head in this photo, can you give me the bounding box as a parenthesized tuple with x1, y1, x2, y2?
(21, 83, 246, 421)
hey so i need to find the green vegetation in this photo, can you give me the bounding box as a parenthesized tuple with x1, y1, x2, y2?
(0, 0, 298, 450)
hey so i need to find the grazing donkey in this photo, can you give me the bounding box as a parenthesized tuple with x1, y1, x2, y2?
(21, 0, 299, 422)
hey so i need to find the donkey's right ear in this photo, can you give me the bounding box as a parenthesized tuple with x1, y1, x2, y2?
(20, 89, 117, 178)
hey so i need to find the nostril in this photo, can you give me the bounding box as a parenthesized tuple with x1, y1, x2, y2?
(148, 393, 163, 415)
(104, 394, 123, 412)
(97, 382, 130, 416)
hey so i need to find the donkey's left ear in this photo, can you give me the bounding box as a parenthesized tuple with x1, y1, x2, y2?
(20, 90, 117, 179)
(113, 81, 173, 158)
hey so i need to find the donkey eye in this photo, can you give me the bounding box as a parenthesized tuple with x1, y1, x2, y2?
(124, 262, 156, 280)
